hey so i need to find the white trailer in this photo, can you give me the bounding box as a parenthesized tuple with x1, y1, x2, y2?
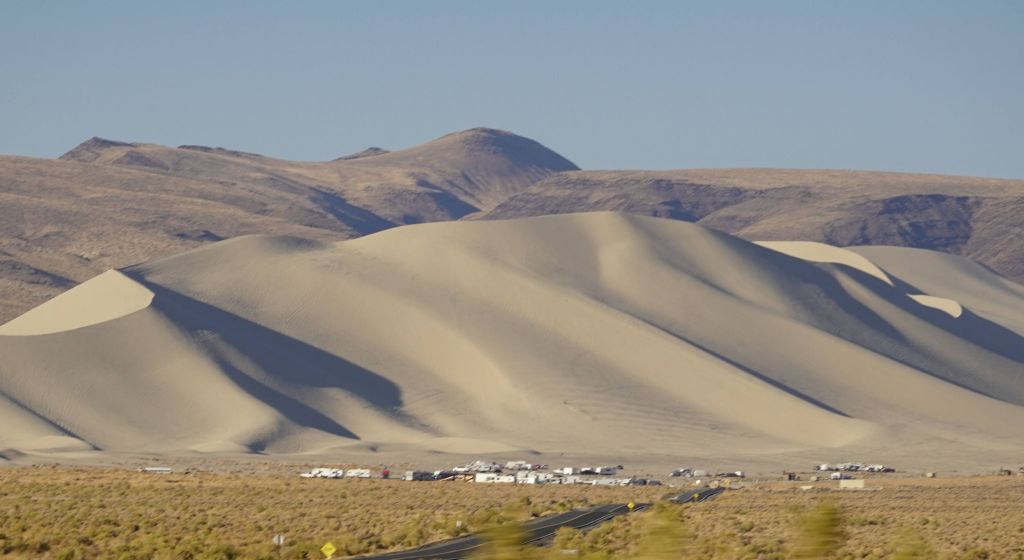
(463, 460, 501, 473)
(591, 478, 619, 486)
(345, 469, 371, 478)
(301, 467, 344, 479)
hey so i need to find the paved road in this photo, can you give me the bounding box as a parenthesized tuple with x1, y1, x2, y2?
(668, 486, 726, 503)
(354, 503, 648, 560)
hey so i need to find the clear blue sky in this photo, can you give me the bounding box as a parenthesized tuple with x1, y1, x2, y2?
(2, 1, 1022, 177)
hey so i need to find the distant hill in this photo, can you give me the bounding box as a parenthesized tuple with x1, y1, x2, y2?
(0, 128, 575, 321)
(480, 168, 1024, 283)
(0, 128, 1021, 323)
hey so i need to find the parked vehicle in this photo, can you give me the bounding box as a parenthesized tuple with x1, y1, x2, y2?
(300, 467, 344, 479)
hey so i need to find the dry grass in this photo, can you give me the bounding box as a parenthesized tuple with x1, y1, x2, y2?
(617, 476, 1024, 559)
(1, 467, 1022, 559)
(0, 466, 661, 559)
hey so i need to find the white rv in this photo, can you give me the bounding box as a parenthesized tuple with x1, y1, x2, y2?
(301, 468, 344, 479)
(475, 473, 515, 484)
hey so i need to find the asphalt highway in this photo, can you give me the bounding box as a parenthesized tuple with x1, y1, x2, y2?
(668, 486, 726, 503)
(354, 502, 648, 560)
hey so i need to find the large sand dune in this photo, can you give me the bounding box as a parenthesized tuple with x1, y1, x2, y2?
(1, 213, 1021, 468)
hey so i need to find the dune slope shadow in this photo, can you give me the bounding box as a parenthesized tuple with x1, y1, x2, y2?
(826, 267, 1024, 404)
(876, 270, 1024, 364)
(0, 388, 99, 450)
(132, 279, 424, 441)
(627, 314, 854, 418)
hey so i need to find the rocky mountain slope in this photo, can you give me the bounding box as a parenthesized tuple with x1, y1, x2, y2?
(0, 128, 575, 321)
(480, 169, 1024, 283)
(1, 128, 1021, 323)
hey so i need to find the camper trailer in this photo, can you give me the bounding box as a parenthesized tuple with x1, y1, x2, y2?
(475, 473, 515, 484)
(300, 468, 344, 479)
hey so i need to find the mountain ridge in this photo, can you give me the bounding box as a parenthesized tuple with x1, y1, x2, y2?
(1, 128, 1022, 324)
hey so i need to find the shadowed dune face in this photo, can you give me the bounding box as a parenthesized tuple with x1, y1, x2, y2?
(0, 213, 1022, 467)
(850, 245, 1024, 337)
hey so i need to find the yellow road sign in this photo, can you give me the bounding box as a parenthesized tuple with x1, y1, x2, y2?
(627, 501, 635, 511)
(321, 542, 337, 558)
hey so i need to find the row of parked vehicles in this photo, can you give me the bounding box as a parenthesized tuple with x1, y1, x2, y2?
(816, 463, 894, 472)
(299, 467, 376, 479)
(671, 468, 745, 478)
(446, 460, 623, 476)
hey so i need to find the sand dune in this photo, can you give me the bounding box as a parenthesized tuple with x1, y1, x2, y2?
(851, 245, 1024, 336)
(754, 241, 965, 317)
(0, 270, 153, 336)
(754, 241, 895, 285)
(0, 213, 1021, 468)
